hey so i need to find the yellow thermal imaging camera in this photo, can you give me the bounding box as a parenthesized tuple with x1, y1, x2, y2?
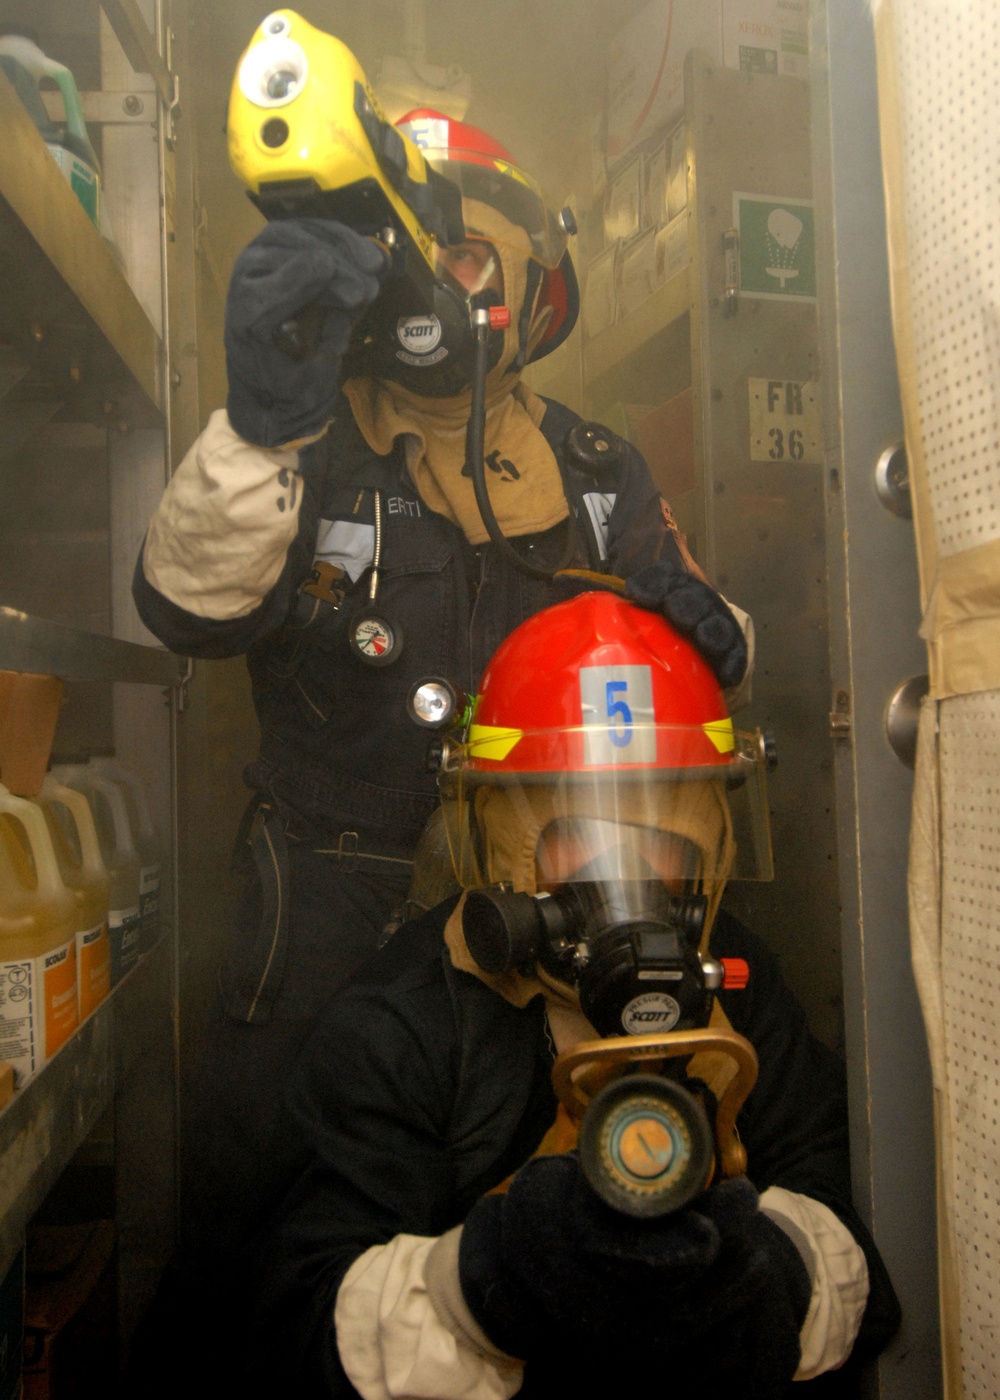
(227, 9, 467, 368)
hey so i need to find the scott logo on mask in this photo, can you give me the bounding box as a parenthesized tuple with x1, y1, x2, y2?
(621, 992, 682, 1035)
(396, 314, 449, 366)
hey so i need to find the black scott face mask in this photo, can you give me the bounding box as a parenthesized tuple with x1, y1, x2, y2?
(344, 273, 507, 395)
(462, 842, 715, 1039)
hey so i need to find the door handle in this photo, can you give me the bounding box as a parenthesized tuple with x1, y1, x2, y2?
(885, 674, 929, 768)
(875, 444, 912, 518)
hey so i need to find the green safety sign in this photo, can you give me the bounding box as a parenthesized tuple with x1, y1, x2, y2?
(734, 194, 816, 300)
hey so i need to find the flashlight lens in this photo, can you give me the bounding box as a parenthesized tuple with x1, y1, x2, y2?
(411, 682, 454, 727)
(239, 37, 308, 110)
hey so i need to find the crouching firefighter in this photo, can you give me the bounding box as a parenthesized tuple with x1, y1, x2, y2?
(242, 591, 900, 1399)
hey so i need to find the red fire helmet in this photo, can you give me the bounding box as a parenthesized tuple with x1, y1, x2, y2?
(466, 591, 737, 778)
(438, 591, 773, 890)
(396, 108, 579, 361)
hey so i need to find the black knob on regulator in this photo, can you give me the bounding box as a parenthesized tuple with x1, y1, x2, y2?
(463, 887, 543, 974)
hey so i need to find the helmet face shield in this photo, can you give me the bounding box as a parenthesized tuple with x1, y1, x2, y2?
(425, 154, 568, 270)
(397, 110, 569, 270)
(439, 723, 773, 895)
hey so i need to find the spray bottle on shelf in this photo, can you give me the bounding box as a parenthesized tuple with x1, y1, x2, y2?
(36, 774, 111, 1022)
(0, 783, 78, 1089)
(52, 764, 142, 988)
(0, 24, 101, 228)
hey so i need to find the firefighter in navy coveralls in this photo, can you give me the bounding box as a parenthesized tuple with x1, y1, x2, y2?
(244, 594, 900, 1398)
(133, 112, 753, 1257)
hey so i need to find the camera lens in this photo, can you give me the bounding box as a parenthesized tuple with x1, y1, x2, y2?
(260, 118, 290, 148)
(266, 69, 299, 100)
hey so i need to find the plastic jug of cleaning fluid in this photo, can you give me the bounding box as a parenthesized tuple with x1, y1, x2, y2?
(91, 758, 161, 956)
(37, 774, 111, 1022)
(0, 783, 79, 1089)
(52, 764, 141, 988)
(0, 25, 101, 226)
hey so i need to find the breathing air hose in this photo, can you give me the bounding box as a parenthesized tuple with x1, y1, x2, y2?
(466, 295, 577, 581)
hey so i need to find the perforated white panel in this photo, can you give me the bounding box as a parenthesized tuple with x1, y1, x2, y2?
(891, 1, 1000, 558)
(938, 691, 1000, 1395)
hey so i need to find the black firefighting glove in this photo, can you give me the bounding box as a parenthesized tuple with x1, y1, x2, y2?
(224, 218, 388, 449)
(459, 1157, 811, 1399)
(625, 563, 748, 690)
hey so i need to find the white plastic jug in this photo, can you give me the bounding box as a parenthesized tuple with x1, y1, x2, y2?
(0, 782, 78, 1089)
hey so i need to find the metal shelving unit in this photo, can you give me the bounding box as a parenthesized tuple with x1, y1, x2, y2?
(0, 69, 162, 427)
(0, 0, 200, 1361)
(0, 939, 168, 1273)
(0, 607, 185, 687)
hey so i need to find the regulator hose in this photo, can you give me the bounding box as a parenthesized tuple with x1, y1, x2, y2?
(466, 296, 576, 580)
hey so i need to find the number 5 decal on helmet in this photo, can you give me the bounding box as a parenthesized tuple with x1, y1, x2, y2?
(579, 666, 655, 762)
(606, 679, 632, 747)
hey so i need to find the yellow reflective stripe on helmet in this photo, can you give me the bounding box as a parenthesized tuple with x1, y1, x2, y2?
(703, 719, 736, 753)
(494, 158, 532, 189)
(468, 724, 523, 760)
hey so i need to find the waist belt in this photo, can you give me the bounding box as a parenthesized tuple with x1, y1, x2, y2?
(310, 829, 415, 875)
(227, 802, 414, 1026)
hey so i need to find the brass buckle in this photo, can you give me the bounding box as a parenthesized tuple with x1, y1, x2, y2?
(336, 830, 360, 872)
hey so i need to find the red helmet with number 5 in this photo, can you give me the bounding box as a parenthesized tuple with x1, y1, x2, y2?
(439, 591, 772, 903)
(469, 590, 734, 776)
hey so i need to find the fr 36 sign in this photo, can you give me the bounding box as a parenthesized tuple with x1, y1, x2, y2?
(748, 378, 823, 464)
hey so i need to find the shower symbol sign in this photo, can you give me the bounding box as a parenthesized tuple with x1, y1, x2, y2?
(734, 194, 816, 300)
(765, 208, 804, 286)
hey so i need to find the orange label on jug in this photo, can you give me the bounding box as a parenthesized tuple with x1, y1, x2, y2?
(78, 920, 110, 1021)
(43, 941, 78, 1058)
(0, 937, 78, 1088)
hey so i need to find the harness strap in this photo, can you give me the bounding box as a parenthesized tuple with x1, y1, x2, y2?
(225, 801, 291, 1026)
